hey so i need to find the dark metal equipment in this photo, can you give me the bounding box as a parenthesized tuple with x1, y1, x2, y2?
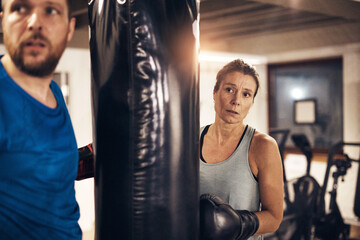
(315, 142, 360, 240)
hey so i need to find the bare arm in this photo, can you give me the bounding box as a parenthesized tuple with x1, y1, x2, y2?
(249, 132, 284, 234)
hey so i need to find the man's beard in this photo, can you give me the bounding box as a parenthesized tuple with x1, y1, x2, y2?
(8, 33, 66, 77)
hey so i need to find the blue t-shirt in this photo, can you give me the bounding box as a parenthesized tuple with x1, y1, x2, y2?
(0, 60, 81, 239)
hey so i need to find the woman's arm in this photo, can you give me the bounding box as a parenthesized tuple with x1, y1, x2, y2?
(250, 132, 284, 235)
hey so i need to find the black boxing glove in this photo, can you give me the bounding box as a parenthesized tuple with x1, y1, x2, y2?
(200, 193, 259, 240)
(76, 143, 95, 180)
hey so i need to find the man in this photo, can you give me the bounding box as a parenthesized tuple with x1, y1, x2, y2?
(0, 0, 81, 239)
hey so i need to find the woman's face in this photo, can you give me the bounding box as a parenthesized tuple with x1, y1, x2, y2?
(213, 71, 257, 125)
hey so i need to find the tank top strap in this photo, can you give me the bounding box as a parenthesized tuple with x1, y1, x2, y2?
(241, 125, 255, 153)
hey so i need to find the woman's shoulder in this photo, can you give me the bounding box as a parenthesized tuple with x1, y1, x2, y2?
(250, 130, 281, 168)
(251, 130, 278, 151)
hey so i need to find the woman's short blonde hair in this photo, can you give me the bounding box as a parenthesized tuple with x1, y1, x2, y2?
(214, 59, 260, 99)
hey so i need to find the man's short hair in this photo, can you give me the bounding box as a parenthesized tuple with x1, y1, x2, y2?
(214, 59, 260, 99)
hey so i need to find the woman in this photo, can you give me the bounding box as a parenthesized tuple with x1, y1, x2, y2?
(199, 59, 284, 240)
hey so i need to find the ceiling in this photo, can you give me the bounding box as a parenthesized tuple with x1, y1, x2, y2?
(3, 0, 360, 56)
(198, 0, 360, 55)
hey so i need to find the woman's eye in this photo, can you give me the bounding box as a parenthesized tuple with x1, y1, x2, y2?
(243, 92, 251, 98)
(226, 88, 234, 93)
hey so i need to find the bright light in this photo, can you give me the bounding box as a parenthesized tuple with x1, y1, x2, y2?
(199, 51, 267, 65)
(98, 0, 103, 14)
(291, 88, 304, 99)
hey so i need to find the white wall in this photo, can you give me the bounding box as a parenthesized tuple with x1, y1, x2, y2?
(56, 48, 95, 233)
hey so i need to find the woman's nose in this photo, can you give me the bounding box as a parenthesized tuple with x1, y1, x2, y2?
(231, 94, 241, 105)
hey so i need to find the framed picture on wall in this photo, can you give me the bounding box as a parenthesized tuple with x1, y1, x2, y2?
(294, 99, 317, 124)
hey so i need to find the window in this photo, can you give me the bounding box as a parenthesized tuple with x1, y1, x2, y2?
(269, 58, 343, 151)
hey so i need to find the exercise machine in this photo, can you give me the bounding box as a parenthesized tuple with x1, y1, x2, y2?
(265, 133, 321, 240)
(315, 142, 360, 240)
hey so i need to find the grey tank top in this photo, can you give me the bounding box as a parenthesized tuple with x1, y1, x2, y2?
(199, 125, 262, 240)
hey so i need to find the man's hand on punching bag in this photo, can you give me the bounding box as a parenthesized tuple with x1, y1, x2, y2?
(199, 193, 259, 240)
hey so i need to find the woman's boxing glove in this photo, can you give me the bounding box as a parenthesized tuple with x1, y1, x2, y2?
(200, 193, 259, 240)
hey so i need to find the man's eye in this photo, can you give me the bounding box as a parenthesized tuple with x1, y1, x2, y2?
(45, 7, 59, 15)
(12, 5, 27, 13)
(243, 92, 251, 97)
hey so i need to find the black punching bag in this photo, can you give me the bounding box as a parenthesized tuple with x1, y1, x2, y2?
(88, 0, 200, 239)
(355, 160, 360, 218)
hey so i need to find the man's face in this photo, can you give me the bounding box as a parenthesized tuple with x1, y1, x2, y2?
(1, 0, 75, 77)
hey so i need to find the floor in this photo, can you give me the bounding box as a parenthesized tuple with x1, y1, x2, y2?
(83, 226, 360, 240)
